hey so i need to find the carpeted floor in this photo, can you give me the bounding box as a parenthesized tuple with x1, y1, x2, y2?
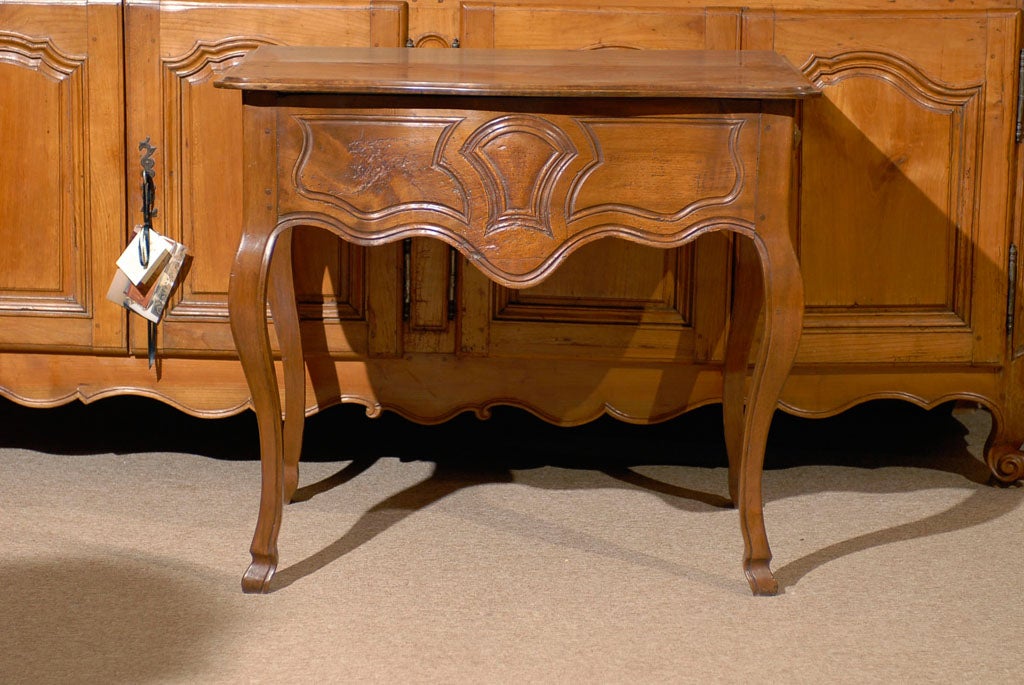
(0, 397, 1021, 683)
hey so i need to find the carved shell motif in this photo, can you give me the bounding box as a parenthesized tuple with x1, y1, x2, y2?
(459, 115, 577, 238)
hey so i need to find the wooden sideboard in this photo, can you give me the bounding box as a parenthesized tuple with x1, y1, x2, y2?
(1, 0, 1023, 484)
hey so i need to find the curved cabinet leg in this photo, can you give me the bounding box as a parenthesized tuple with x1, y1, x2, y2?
(983, 357, 1024, 482)
(229, 228, 285, 594)
(268, 229, 305, 504)
(723, 237, 764, 505)
(737, 232, 804, 596)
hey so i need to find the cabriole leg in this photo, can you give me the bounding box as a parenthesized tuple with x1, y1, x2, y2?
(267, 229, 305, 503)
(230, 227, 286, 594)
(736, 231, 803, 596)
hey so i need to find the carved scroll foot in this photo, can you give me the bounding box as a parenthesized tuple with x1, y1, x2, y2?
(982, 407, 1024, 484)
(987, 443, 1024, 484)
(242, 554, 278, 594)
(744, 558, 779, 596)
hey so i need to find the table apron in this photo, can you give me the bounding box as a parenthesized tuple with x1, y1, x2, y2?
(258, 101, 769, 287)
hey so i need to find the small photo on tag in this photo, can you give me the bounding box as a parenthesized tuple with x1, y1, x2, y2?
(116, 227, 173, 287)
(108, 236, 191, 324)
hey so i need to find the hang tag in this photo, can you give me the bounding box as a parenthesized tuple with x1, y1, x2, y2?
(107, 235, 191, 325)
(116, 226, 173, 287)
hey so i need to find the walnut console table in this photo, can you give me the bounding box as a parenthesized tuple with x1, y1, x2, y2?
(216, 47, 819, 596)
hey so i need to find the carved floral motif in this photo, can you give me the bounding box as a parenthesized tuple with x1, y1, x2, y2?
(294, 114, 468, 221)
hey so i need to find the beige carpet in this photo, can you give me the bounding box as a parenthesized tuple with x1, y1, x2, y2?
(0, 397, 1021, 684)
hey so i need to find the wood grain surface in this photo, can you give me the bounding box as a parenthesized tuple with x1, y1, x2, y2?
(216, 46, 820, 99)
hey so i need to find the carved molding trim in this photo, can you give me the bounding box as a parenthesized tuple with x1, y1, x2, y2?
(569, 117, 745, 223)
(165, 291, 363, 323)
(803, 50, 981, 111)
(0, 297, 89, 316)
(276, 209, 751, 289)
(163, 37, 278, 81)
(0, 31, 85, 81)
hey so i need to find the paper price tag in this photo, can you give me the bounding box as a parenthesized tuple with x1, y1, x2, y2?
(107, 235, 191, 325)
(116, 227, 173, 287)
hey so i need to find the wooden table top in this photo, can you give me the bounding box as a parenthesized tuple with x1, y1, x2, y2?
(215, 46, 820, 100)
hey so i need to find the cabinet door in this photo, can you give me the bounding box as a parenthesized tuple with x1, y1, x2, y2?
(744, 10, 1018, 365)
(456, 3, 740, 362)
(0, 2, 125, 352)
(125, 0, 407, 357)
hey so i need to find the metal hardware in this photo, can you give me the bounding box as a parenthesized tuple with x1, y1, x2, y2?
(138, 138, 159, 368)
(402, 238, 412, 321)
(1017, 50, 1024, 143)
(138, 138, 158, 267)
(448, 247, 458, 320)
(1008, 243, 1018, 335)
(404, 37, 460, 48)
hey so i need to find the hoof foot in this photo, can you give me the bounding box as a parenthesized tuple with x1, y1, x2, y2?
(242, 555, 276, 594)
(284, 464, 299, 505)
(744, 559, 779, 596)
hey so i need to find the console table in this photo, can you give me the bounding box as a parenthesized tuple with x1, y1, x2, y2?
(216, 46, 819, 595)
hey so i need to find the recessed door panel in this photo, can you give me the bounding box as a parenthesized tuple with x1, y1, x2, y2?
(126, 1, 408, 356)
